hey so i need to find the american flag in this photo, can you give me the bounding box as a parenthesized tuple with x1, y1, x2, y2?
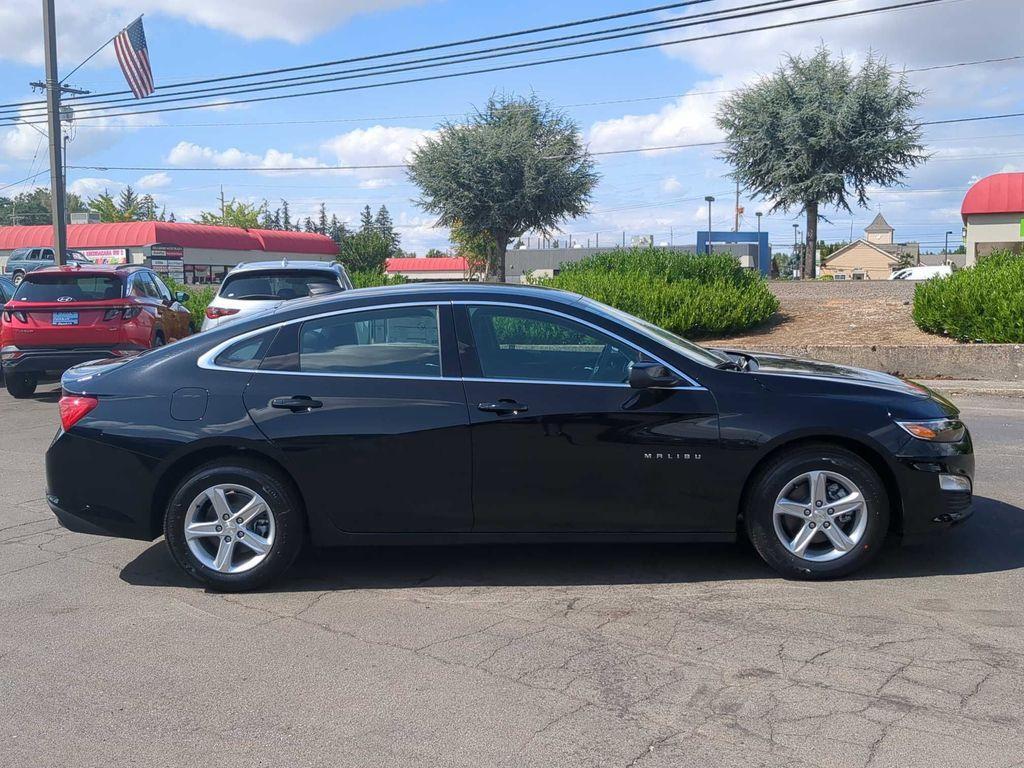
(114, 18, 154, 98)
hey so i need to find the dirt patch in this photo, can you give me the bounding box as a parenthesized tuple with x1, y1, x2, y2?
(704, 281, 956, 347)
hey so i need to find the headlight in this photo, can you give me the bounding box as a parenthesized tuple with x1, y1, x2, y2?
(896, 418, 966, 442)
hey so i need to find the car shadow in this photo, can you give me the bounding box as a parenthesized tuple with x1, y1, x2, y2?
(119, 495, 1024, 592)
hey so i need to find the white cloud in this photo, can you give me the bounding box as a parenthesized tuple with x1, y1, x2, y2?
(587, 86, 725, 154)
(69, 177, 121, 197)
(165, 141, 323, 174)
(320, 125, 435, 167)
(136, 171, 172, 189)
(661, 176, 684, 193)
(0, 1, 431, 65)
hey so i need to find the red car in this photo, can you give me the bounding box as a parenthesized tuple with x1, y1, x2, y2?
(1, 265, 193, 398)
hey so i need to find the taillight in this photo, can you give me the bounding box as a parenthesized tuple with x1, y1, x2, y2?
(205, 306, 239, 320)
(104, 306, 143, 321)
(3, 310, 28, 323)
(59, 395, 99, 431)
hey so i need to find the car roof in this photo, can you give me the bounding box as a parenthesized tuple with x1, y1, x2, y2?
(226, 259, 339, 274)
(27, 265, 128, 278)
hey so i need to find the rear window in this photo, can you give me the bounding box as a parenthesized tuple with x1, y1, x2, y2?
(14, 274, 123, 302)
(219, 270, 342, 301)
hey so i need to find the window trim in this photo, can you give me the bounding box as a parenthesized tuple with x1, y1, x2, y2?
(197, 301, 447, 380)
(197, 299, 704, 390)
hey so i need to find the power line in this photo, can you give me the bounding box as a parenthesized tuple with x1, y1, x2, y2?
(63, 109, 1024, 174)
(3, 0, 848, 121)
(5, 0, 952, 126)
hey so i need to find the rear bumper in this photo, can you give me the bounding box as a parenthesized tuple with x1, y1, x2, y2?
(46, 429, 159, 541)
(1, 346, 141, 376)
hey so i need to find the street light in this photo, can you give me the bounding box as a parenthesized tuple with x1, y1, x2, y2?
(756, 211, 762, 234)
(704, 196, 715, 254)
(945, 230, 953, 255)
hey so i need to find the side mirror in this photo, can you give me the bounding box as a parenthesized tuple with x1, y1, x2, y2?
(628, 360, 681, 389)
(175, 291, 190, 303)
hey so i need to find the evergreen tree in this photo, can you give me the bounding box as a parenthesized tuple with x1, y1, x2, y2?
(280, 200, 292, 231)
(317, 203, 329, 235)
(374, 204, 401, 256)
(359, 205, 374, 234)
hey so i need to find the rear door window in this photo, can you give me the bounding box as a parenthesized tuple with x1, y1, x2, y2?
(220, 270, 343, 301)
(14, 274, 123, 302)
(299, 306, 440, 377)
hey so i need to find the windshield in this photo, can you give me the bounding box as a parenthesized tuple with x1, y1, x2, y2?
(578, 296, 730, 367)
(219, 270, 343, 301)
(14, 274, 123, 302)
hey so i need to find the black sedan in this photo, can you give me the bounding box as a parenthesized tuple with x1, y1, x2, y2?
(46, 283, 974, 590)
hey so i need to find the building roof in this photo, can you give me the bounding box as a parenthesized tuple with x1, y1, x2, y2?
(864, 213, 894, 233)
(821, 238, 901, 265)
(961, 172, 1024, 220)
(0, 221, 337, 255)
(387, 256, 468, 272)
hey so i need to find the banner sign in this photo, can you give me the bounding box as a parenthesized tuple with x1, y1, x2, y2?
(150, 244, 184, 260)
(80, 247, 128, 265)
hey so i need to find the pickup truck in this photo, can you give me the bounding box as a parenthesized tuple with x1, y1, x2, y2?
(3, 247, 91, 285)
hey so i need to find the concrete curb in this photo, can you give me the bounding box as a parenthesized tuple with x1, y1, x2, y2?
(914, 380, 1024, 398)
(740, 344, 1024, 381)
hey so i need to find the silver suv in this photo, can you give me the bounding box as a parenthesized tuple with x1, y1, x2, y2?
(201, 260, 353, 331)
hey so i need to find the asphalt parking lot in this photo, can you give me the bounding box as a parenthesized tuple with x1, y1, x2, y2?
(1, 384, 1022, 768)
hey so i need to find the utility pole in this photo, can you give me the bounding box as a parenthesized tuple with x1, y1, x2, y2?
(41, 0, 66, 265)
(705, 196, 715, 255)
(733, 181, 740, 232)
(35, 0, 89, 265)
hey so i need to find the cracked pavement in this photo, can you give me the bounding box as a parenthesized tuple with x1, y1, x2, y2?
(2, 386, 1023, 767)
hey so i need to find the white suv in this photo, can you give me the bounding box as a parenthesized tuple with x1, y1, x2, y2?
(201, 260, 353, 331)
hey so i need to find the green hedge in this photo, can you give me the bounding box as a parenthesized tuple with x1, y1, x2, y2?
(913, 252, 1024, 342)
(536, 248, 779, 338)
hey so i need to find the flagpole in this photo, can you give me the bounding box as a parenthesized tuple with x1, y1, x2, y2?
(60, 14, 144, 85)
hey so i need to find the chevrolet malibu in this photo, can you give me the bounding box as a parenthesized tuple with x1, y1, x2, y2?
(46, 283, 974, 591)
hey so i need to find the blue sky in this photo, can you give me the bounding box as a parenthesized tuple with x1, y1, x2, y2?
(2, 0, 1023, 253)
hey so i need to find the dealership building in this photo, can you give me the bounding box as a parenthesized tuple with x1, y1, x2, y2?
(0, 221, 338, 284)
(961, 172, 1024, 265)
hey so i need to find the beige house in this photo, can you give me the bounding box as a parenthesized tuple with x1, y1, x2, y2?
(819, 214, 920, 280)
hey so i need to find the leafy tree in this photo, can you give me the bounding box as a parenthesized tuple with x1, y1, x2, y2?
(716, 47, 926, 278)
(408, 94, 598, 280)
(194, 198, 268, 228)
(340, 229, 392, 273)
(449, 221, 491, 279)
(425, 248, 446, 258)
(1, 188, 85, 225)
(818, 240, 849, 259)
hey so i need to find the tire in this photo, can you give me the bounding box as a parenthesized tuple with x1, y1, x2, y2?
(12, 271, 25, 286)
(5, 372, 38, 399)
(153, 332, 165, 348)
(744, 444, 890, 580)
(164, 460, 305, 591)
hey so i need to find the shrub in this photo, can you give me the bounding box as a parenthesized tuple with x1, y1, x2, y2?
(537, 247, 779, 338)
(349, 270, 408, 289)
(913, 252, 1024, 342)
(164, 277, 216, 329)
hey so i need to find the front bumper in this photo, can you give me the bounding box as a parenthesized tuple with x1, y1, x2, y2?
(894, 442, 975, 537)
(2, 346, 139, 376)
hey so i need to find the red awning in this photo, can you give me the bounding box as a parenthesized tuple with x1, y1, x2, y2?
(0, 221, 336, 255)
(961, 173, 1024, 221)
(387, 257, 467, 272)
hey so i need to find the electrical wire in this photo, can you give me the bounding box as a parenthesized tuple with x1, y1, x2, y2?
(4, 0, 951, 126)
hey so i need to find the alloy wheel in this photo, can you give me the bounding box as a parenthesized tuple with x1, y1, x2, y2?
(772, 470, 868, 562)
(184, 484, 276, 574)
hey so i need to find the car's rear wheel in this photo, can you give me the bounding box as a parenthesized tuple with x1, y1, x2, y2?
(5, 372, 38, 399)
(164, 460, 305, 591)
(744, 444, 889, 579)
(11, 271, 25, 286)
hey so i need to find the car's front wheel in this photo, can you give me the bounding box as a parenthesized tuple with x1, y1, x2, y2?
(164, 460, 305, 591)
(744, 444, 890, 579)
